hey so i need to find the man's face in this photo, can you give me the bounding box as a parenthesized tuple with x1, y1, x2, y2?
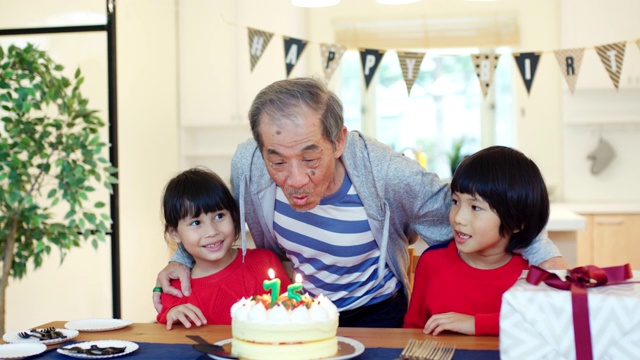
(259, 106, 346, 212)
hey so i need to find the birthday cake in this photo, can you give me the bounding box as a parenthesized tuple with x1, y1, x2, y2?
(230, 293, 339, 360)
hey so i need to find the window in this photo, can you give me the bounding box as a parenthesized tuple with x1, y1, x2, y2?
(337, 47, 514, 179)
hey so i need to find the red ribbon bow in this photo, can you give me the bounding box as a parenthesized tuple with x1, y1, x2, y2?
(526, 264, 632, 360)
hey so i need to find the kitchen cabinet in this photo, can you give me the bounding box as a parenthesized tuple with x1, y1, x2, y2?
(561, 0, 640, 90)
(576, 214, 640, 269)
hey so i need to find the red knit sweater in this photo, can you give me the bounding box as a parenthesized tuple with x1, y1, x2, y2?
(157, 248, 292, 325)
(403, 241, 528, 335)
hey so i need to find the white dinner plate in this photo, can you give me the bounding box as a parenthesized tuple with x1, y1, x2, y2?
(3, 328, 78, 345)
(0, 343, 46, 359)
(57, 340, 139, 359)
(64, 318, 132, 332)
(208, 336, 365, 360)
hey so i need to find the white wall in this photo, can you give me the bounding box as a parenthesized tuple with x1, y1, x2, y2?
(116, 0, 179, 323)
(2, 0, 179, 330)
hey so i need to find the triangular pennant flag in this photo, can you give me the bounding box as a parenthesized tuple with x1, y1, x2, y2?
(320, 43, 346, 83)
(283, 37, 308, 78)
(554, 48, 584, 94)
(470, 53, 501, 98)
(513, 52, 542, 95)
(397, 51, 425, 96)
(359, 48, 385, 89)
(595, 41, 626, 90)
(247, 27, 274, 72)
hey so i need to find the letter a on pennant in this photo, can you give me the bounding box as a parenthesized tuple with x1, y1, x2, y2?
(248, 27, 274, 72)
(471, 53, 501, 98)
(554, 48, 584, 94)
(320, 43, 346, 84)
(595, 42, 626, 91)
(359, 48, 385, 90)
(283, 37, 308, 78)
(397, 51, 425, 96)
(513, 52, 542, 95)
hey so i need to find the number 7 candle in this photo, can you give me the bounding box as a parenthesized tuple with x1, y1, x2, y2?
(263, 268, 280, 303)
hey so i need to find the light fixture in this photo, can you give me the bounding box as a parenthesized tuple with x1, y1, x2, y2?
(291, 0, 340, 7)
(375, 0, 421, 4)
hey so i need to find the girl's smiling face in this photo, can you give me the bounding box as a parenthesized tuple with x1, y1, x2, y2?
(169, 209, 236, 275)
(449, 192, 511, 268)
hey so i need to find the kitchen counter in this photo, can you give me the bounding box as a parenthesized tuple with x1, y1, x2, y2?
(548, 204, 586, 231)
(555, 202, 640, 215)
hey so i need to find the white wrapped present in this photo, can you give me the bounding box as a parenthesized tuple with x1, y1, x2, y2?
(500, 266, 640, 360)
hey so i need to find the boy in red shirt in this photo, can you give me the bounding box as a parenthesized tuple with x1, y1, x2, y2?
(403, 146, 549, 335)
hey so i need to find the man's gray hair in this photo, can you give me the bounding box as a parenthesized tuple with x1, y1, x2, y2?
(248, 77, 344, 149)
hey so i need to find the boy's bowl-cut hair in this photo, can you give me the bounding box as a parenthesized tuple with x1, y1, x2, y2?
(450, 146, 550, 252)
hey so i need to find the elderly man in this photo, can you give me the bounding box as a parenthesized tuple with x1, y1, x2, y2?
(154, 77, 567, 328)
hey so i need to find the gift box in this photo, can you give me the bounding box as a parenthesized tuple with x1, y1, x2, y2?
(500, 266, 640, 360)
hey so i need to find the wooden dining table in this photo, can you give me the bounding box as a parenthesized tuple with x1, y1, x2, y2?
(21, 321, 499, 359)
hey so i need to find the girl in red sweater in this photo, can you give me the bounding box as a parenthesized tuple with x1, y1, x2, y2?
(403, 146, 549, 336)
(157, 167, 291, 330)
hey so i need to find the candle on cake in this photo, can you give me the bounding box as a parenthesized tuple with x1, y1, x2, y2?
(287, 273, 303, 302)
(263, 268, 280, 303)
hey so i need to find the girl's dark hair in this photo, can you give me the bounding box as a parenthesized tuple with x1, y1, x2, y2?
(450, 146, 549, 252)
(162, 167, 240, 239)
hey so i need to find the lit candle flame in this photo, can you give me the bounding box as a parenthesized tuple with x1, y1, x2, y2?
(295, 273, 302, 283)
(268, 268, 275, 279)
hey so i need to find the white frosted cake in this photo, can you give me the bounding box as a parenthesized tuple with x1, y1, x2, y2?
(230, 293, 339, 360)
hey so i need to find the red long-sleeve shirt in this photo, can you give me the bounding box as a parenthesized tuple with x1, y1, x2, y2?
(403, 241, 528, 335)
(157, 248, 292, 325)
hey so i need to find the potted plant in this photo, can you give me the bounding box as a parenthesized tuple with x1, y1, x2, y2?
(0, 43, 117, 333)
(448, 137, 467, 177)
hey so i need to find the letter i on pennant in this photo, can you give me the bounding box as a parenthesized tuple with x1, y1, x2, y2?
(513, 52, 542, 96)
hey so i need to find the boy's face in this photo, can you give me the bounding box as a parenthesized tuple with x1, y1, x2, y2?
(449, 192, 510, 265)
(169, 209, 236, 273)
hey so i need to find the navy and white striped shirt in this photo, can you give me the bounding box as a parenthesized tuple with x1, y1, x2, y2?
(274, 173, 400, 311)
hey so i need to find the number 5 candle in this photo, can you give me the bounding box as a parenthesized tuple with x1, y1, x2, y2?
(287, 273, 303, 302)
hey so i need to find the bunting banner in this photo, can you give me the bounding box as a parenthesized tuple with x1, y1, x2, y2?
(397, 51, 426, 96)
(471, 53, 501, 98)
(238, 23, 640, 96)
(283, 36, 308, 78)
(513, 52, 542, 95)
(554, 48, 585, 94)
(359, 48, 385, 89)
(320, 42, 346, 83)
(595, 42, 626, 90)
(248, 27, 274, 72)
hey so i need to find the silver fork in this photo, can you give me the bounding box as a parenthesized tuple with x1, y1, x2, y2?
(397, 338, 456, 360)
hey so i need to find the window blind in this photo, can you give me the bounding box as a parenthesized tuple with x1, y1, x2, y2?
(334, 14, 520, 50)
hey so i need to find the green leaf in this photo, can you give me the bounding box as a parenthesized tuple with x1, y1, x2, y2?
(0, 43, 118, 280)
